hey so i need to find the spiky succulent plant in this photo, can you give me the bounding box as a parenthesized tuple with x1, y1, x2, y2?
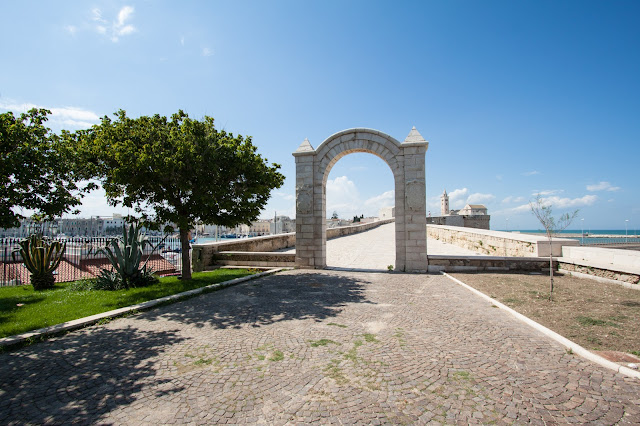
(96, 222, 158, 289)
(13, 234, 66, 290)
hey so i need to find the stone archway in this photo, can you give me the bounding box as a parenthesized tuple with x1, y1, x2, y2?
(292, 127, 428, 272)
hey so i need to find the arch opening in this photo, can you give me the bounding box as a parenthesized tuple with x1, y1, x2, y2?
(324, 153, 396, 270)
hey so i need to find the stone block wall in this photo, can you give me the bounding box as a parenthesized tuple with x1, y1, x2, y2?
(426, 215, 489, 230)
(192, 233, 296, 272)
(427, 225, 578, 257)
(427, 255, 556, 273)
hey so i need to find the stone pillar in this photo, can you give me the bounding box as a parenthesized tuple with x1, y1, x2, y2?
(293, 138, 323, 268)
(400, 127, 428, 272)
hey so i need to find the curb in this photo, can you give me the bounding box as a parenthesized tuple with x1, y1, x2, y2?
(442, 272, 640, 380)
(0, 268, 286, 350)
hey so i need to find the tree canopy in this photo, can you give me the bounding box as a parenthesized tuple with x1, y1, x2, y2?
(0, 108, 94, 229)
(79, 109, 285, 279)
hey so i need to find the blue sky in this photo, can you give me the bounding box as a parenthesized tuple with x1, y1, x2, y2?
(2, 1, 639, 231)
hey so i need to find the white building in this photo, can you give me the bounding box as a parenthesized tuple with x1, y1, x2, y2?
(379, 206, 395, 219)
(458, 204, 488, 216)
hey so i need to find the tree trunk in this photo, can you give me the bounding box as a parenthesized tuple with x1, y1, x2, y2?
(548, 236, 554, 301)
(180, 227, 192, 280)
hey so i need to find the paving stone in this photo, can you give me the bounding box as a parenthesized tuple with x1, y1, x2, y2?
(1, 270, 639, 424)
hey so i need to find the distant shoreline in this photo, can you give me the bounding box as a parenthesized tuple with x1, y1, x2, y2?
(503, 230, 639, 238)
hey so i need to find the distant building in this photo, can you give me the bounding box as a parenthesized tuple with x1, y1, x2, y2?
(458, 204, 488, 216)
(327, 218, 350, 228)
(0, 215, 168, 238)
(427, 189, 490, 230)
(271, 215, 295, 234)
(250, 220, 271, 236)
(379, 206, 395, 219)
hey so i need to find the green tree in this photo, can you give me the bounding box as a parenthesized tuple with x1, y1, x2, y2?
(79, 110, 284, 279)
(0, 109, 94, 228)
(530, 194, 578, 301)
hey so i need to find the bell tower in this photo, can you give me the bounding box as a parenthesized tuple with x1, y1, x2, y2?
(441, 189, 449, 216)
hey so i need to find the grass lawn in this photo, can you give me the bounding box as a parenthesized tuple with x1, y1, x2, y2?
(0, 269, 255, 339)
(452, 272, 640, 356)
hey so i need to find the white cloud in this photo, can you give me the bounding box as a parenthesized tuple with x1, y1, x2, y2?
(509, 204, 533, 214)
(448, 188, 468, 208)
(467, 193, 495, 204)
(586, 181, 620, 192)
(0, 99, 100, 130)
(111, 6, 136, 42)
(275, 191, 294, 201)
(89, 6, 136, 42)
(364, 190, 395, 211)
(532, 189, 563, 196)
(498, 194, 598, 217)
(545, 195, 598, 208)
(117, 6, 134, 27)
(202, 47, 213, 57)
(180, 36, 185, 46)
(502, 196, 525, 204)
(92, 8, 106, 23)
(522, 170, 540, 176)
(326, 176, 359, 216)
(325, 176, 394, 218)
(65, 25, 77, 35)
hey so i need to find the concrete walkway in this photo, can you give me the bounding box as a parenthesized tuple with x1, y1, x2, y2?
(283, 223, 479, 270)
(1, 270, 639, 424)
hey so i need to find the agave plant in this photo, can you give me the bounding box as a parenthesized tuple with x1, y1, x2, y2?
(13, 234, 66, 290)
(96, 222, 159, 289)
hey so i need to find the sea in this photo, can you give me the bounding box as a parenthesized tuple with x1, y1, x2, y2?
(194, 236, 245, 244)
(504, 229, 639, 245)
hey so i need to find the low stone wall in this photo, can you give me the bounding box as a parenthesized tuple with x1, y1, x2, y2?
(214, 252, 296, 268)
(327, 218, 394, 239)
(427, 255, 555, 273)
(558, 262, 639, 285)
(559, 246, 640, 285)
(192, 233, 296, 272)
(192, 219, 394, 271)
(427, 225, 578, 257)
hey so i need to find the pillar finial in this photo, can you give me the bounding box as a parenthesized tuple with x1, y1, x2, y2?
(404, 126, 427, 144)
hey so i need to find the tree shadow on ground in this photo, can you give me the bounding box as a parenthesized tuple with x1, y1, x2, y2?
(143, 271, 372, 329)
(0, 326, 185, 424)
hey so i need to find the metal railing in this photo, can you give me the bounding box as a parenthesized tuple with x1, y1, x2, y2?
(1, 235, 183, 287)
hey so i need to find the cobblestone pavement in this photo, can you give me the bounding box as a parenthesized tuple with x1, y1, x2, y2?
(2, 270, 639, 424)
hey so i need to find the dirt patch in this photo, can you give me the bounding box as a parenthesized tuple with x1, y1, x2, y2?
(451, 272, 640, 355)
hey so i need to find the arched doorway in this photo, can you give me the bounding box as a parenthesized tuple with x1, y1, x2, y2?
(293, 128, 428, 272)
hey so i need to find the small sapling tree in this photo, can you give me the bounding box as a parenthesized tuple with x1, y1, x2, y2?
(529, 194, 578, 301)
